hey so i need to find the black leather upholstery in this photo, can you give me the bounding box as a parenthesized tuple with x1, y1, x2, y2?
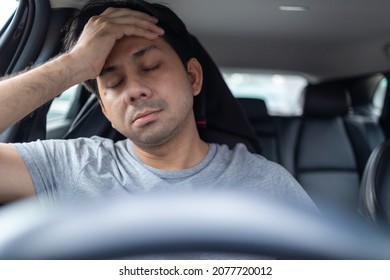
(303, 84, 350, 118)
(295, 84, 360, 212)
(360, 140, 390, 227)
(189, 37, 261, 153)
(236, 81, 386, 215)
(237, 98, 269, 120)
(237, 98, 274, 159)
(237, 83, 385, 214)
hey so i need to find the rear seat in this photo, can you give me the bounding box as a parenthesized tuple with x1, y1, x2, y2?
(238, 83, 384, 214)
(291, 84, 360, 212)
(236, 98, 279, 161)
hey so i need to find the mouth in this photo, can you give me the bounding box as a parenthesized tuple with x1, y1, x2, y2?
(132, 109, 162, 126)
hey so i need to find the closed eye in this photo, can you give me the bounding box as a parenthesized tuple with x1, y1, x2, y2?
(143, 64, 160, 72)
(106, 79, 124, 89)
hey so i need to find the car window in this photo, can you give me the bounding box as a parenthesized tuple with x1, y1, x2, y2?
(373, 77, 387, 113)
(222, 69, 307, 116)
(46, 85, 81, 139)
(47, 85, 79, 123)
(0, 0, 18, 30)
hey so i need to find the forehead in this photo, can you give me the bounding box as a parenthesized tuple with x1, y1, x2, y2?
(104, 36, 176, 65)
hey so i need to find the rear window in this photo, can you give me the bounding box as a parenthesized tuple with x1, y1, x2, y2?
(221, 69, 307, 116)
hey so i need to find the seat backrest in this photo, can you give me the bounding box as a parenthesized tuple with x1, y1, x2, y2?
(237, 98, 276, 160)
(359, 139, 390, 228)
(237, 83, 386, 214)
(189, 36, 261, 153)
(63, 36, 261, 153)
(289, 83, 361, 212)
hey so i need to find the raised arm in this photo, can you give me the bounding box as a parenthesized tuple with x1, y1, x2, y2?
(0, 8, 164, 203)
(0, 8, 163, 133)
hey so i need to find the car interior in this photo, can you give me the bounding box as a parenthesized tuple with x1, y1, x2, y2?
(1, 0, 390, 259)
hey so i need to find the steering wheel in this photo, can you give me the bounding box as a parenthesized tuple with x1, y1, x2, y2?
(0, 192, 389, 259)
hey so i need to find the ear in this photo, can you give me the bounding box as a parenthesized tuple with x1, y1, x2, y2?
(186, 58, 203, 97)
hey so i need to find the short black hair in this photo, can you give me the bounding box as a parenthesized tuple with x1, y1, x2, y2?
(63, 0, 194, 97)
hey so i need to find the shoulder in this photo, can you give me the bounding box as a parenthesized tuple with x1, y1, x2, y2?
(14, 136, 125, 148)
(13, 136, 99, 151)
(212, 143, 318, 212)
(212, 142, 268, 164)
(13, 136, 128, 161)
(211, 142, 290, 179)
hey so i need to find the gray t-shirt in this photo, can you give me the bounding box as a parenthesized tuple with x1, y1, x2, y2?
(14, 137, 316, 210)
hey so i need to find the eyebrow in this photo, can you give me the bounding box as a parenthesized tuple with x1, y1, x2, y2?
(99, 45, 161, 77)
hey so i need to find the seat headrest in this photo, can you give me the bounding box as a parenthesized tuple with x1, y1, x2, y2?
(303, 83, 350, 118)
(237, 98, 269, 121)
(191, 36, 260, 150)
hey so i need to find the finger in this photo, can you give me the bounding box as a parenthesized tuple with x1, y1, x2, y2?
(115, 24, 164, 40)
(106, 17, 164, 35)
(101, 7, 159, 23)
(95, 8, 164, 35)
(87, 19, 164, 40)
(84, 18, 162, 41)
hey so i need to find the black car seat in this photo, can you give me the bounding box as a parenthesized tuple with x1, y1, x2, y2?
(290, 83, 361, 213)
(237, 98, 277, 161)
(237, 83, 385, 215)
(63, 36, 261, 153)
(359, 140, 390, 228)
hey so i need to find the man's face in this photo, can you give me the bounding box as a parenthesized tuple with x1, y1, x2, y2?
(97, 36, 202, 148)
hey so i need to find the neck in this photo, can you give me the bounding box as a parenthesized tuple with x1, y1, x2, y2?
(132, 123, 209, 170)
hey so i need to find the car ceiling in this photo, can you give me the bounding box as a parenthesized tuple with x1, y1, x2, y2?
(50, 0, 390, 82)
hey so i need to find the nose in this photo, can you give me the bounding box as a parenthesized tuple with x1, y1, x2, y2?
(123, 78, 152, 105)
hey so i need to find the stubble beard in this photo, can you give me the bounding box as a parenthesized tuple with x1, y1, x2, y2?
(128, 99, 194, 149)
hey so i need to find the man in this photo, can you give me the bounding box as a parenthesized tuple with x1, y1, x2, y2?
(0, 0, 316, 210)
